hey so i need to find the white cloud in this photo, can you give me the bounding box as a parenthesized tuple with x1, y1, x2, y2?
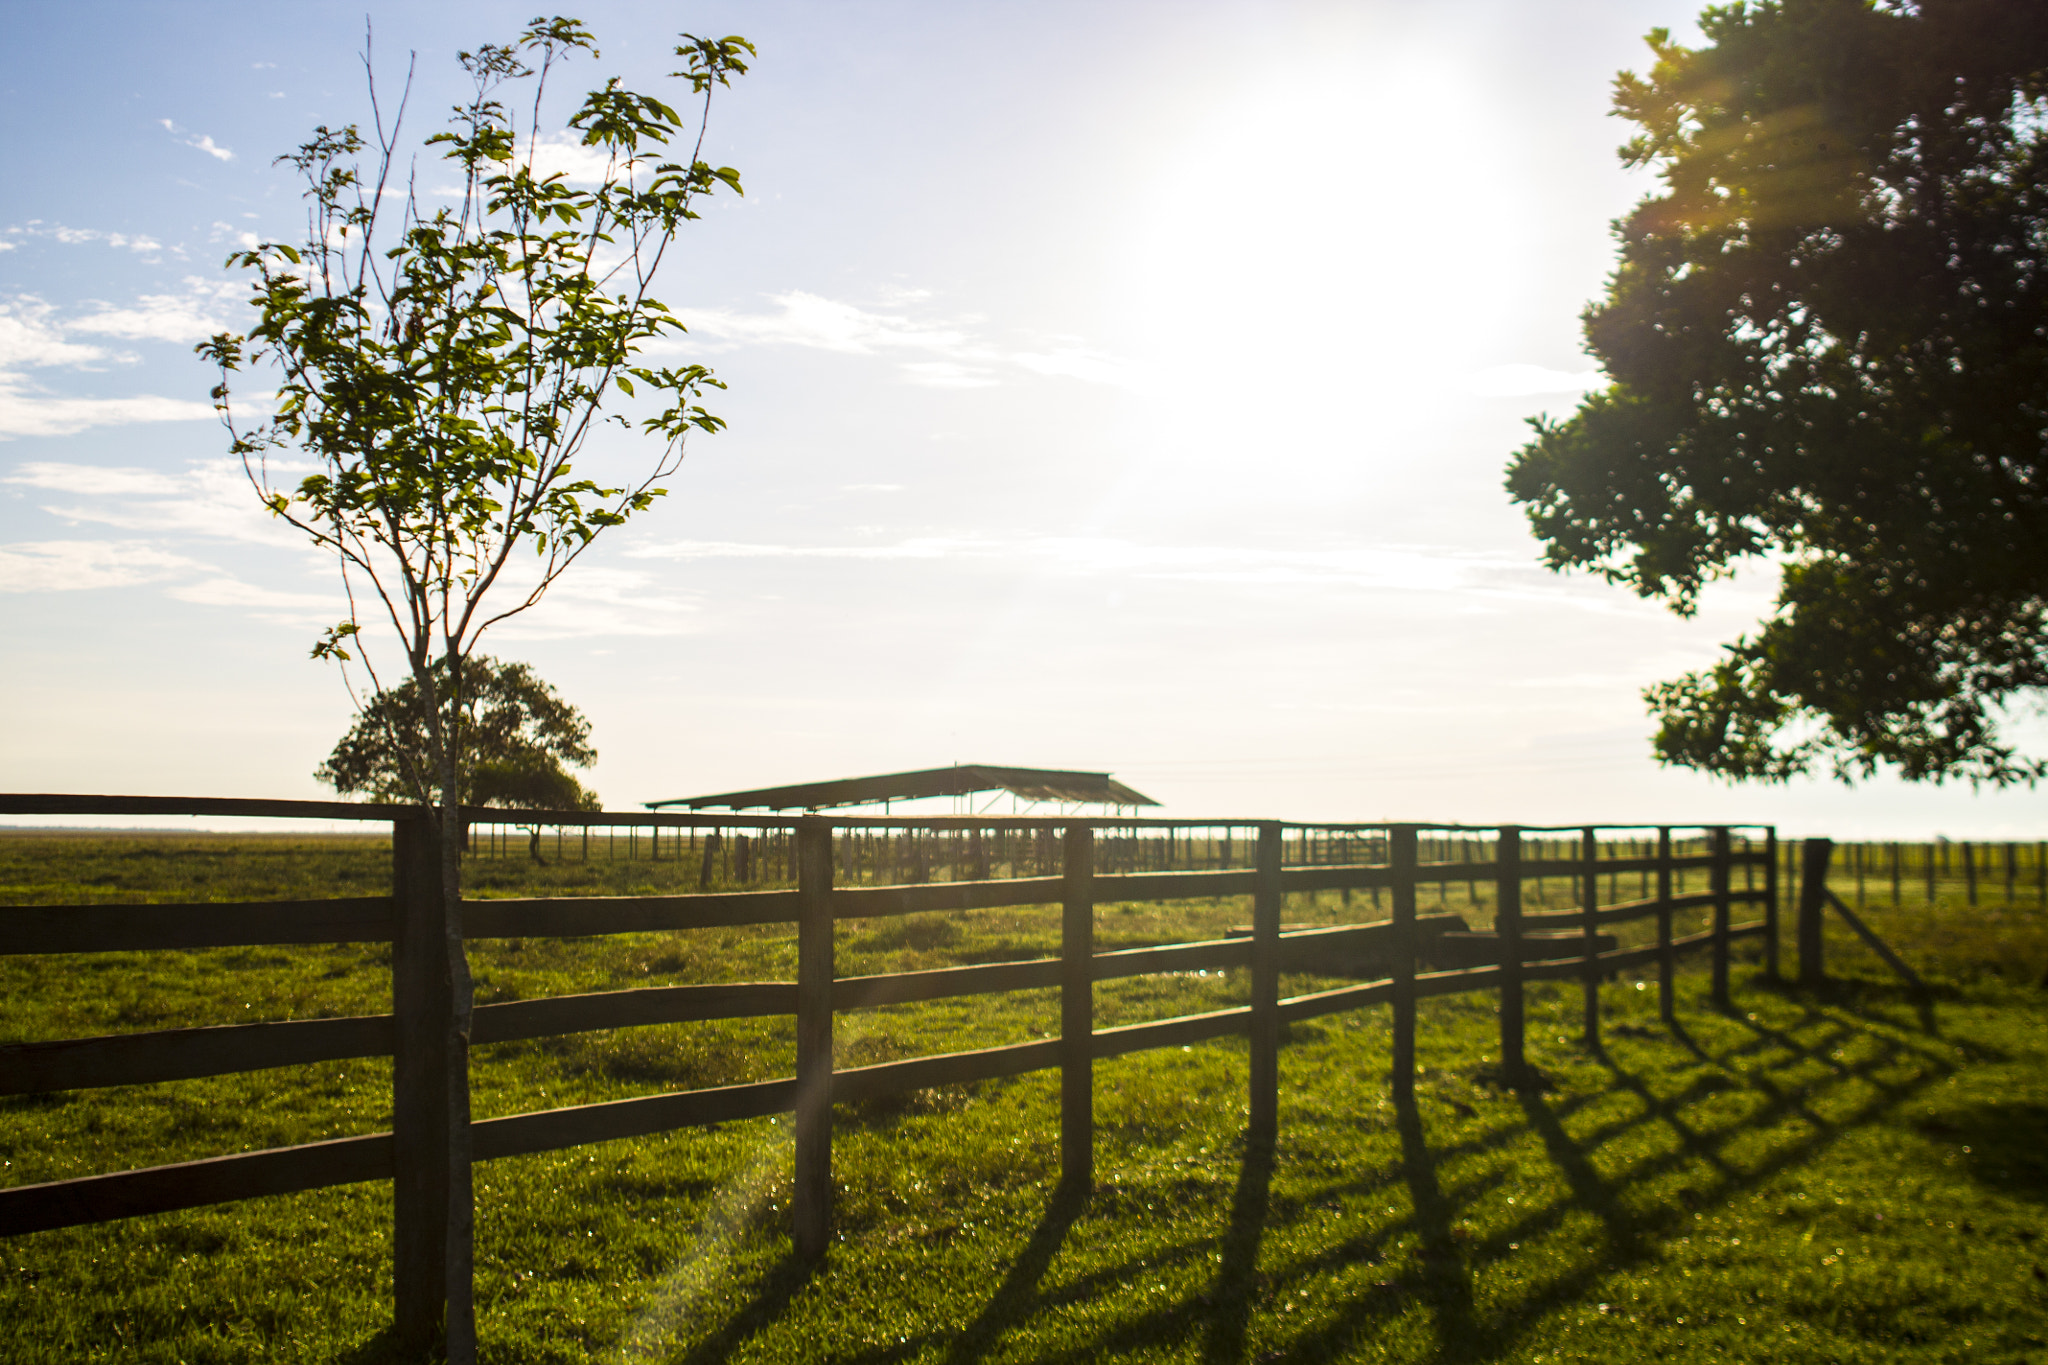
(676, 290, 977, 357)
(0, 299, 110, 369)
(622, 533, 1642, 611)
(1467, 363, 1606, 397)
(672, 289, 1144, 393)
(526, 130, 625, 186)
(0, 383, 213, 438)
(68, 278, 241, 343)
(899, 360, 998, 389)
(1012, 346, 1144, 389)
(160, 118, 234, 162)
(6, 462, 185, 496)
(166, 575, 333, 614)
(5, 222, 168, 255)
(0, 540, 203, 592)
(0, 286, 246, 437)
(25, 456, 304, 547)
(628, 537, 966, 563)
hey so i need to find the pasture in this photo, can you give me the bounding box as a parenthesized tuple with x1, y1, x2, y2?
(1, 829, 2044, 1364)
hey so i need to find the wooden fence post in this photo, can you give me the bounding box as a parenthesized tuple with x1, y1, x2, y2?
(1763, 827, 1780, 980)
(1798, 838, 1833, 987)
(391, 814, 451, 1352)
(1248, 823, 1282, 1150)
(1497, 826, 1525, 1083)
(1656, 827, 1675, 1023)
(1580, 826, 1600, 1048)
(1710, 828, 1733, 1010)
(794, 818, 834, 1261)
(1060, 824, 1095, 1190)
(1389, 825, 1419, 1105)
(1964, 840, 1978, 906)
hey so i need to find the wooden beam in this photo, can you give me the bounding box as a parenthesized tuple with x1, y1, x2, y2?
(390, 817, 452, 1353)
(1799, 839, 1833, 986)
(1090, 1005, 1252, 1059)
(463, 890, 799, 937)
(831, 876, 1065, 918)
(470, 1078, 798, 1160)
(793, 818, 833, 1262)
(0, 793, 416, 822)
(1091, 869, 1258, 901)
(0, 1014, 396, 1095)
(1496, 826, 1525, 1083)
(471, 982, 796, 1044)
(0, 1133, 393, 1236)
(1581, 826, 1601, 1049)
(832, 1039, 1062, 1105)
(0, 898, 394, 954)
(1389, 825, 1418, 1104)
(1061, 825, 1094, 1191)
(1711, 827, 1733, 1010)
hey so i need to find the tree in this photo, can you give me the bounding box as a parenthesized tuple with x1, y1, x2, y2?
(1505, 0, 2048, 785)
(315, 654, 601, 814)
(199, 18, 750, 1356)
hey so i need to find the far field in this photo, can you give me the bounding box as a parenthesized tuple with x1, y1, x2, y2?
(0, 831, 2044, 1364)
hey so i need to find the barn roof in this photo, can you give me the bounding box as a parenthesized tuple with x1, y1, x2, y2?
(643, 763, 1158, 813)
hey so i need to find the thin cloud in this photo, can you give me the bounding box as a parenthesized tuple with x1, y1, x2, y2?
(6, 462, 185, 496)
(676, 290, 976, 356)
(0, 299, 111, 369)
(0, 286, 243, 436)
(3, 222, 168, 254)
(899, 360, 998, 389)
(669, 289, 1144, 392)
(67, 278, 241, 343)
(20, 457, 306, 547)
(1012, 346, 1145, 389)
(0, 539, 204, 592)
(159, 118, 234, 162)
(0, 382, 213, 438)
(623, 533, 1652, 615)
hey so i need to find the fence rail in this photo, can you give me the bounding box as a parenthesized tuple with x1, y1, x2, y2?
(1, 799, 1785, 1354)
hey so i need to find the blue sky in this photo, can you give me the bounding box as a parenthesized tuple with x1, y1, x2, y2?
(3, 0, 2043, 837)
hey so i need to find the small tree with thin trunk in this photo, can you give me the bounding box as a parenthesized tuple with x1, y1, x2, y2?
(199, 17, 750, 1356)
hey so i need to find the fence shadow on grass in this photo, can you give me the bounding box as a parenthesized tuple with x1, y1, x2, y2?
(684, 988, 1961, 1365)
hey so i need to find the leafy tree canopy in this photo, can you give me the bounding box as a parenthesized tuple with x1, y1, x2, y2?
(315, 655, 599, 809)
(201, 17, 748, 814)
(1505, 0, 2048, 784)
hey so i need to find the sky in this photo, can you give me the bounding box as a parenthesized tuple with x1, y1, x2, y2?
(2, 0, 2044, 838)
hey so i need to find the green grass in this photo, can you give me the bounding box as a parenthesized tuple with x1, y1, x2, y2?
(1, 834, 2045, 1363)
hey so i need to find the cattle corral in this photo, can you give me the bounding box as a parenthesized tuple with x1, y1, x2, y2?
(0, 796, 2038, 1363)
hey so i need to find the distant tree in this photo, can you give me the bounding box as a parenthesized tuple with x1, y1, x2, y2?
(199, 18, 750, 1356)
(314, 654, 600, 812)
(1505, 0, 2048, 784)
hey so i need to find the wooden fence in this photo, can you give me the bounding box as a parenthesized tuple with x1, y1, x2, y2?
(0, 796, 1778, 1354)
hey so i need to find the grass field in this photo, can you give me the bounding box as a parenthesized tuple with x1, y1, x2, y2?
(1, 832, 2045, 1364)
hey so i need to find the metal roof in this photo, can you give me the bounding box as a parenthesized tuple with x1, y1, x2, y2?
(644, 764, 1159, 813)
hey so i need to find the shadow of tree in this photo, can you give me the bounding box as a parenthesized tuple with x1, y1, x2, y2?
(628, 993, 1963, 1365)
